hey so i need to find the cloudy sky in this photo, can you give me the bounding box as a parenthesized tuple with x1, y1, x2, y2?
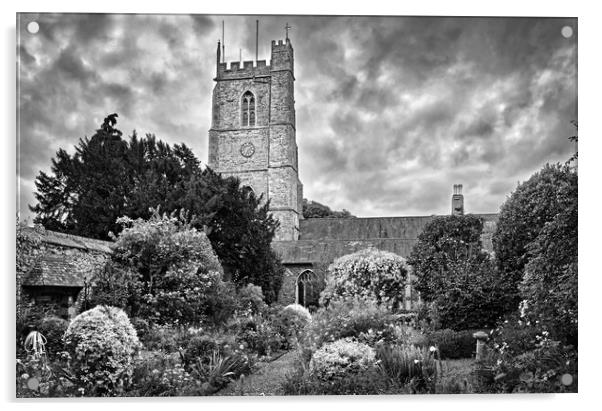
(17, 13, 577, 221)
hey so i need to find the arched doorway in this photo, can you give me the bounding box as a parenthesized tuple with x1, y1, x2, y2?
(296, 270, 320, 309)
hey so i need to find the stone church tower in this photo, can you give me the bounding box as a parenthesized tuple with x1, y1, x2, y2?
(208, 37, 303, 241)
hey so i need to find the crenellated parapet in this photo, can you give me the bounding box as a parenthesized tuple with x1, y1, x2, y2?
(217, 60, 270, 80)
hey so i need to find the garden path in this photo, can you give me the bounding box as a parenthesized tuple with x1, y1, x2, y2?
(216, 350, 299, 396)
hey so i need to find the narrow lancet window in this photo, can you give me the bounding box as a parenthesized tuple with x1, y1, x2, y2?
(242, 91, 255, 127)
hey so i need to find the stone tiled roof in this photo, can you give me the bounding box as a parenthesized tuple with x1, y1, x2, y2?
(276, 214, 498, 264)
(20, 227, 113, 287)
(23, 254, 86, 287)
(21, 226, 113, 253)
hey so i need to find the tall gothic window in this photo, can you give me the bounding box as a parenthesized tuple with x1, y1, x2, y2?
(241, 91, 256, 127)
(296, 270, 320, 309)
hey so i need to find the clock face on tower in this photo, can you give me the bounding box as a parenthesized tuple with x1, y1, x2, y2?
(240, 142, 255, 158)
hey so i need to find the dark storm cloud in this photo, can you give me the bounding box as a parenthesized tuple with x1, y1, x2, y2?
(17, 14, 577, 221)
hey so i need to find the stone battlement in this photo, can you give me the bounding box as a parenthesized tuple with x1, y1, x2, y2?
(216, 38, 293, 80)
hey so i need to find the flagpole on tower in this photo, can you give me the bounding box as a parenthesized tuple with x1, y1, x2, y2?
(222, 20, 225, 63)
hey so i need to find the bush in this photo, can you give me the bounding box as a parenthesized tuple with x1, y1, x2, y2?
(408, 214, 508, 330)
(272, 304, 311, 348)
(282, 364, 398, 395)
(320, 248, 409, 309)
(235, 314, 284, 357)
(421, 329, 477, 359)
(376, 344, 438, 392)
(309, 338, 377, 381)
(37, 316, 69, 359)
(493, 163, 577, 315)
(130, 317, 151, 344)
(236, 283, 267, 314)
(477, 336, 577, 393)
(87, 262, 143, 316)
(128, 352, 201, 397)
(63, 305, 141, 395)
(304, 297, 397, 352)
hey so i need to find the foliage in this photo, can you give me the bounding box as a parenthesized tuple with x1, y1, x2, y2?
(477, 333, 577, 393)
(30, 114, 284, 304)
(87, 261, 143, 316)
(274, 304, 312, 347)
(408, 215, 508, 330)
(376, 344, 438, 392)
(236, 283, 267, 314)
(420, 329, 476, 359)
(128, 352, 200, 396)
(36, 317, 69, 360)
(493, 163, 578, 315)
(302, 198, 355, 219)
(309, 338, 377, 381)
(282, 363, 398, 395)
(16, 352, 82, 398)
(63, 305, 141, 395)
(520, 171, 578, 345)
(109, 210, 223, 325)
(303, 297, 398, 353)
(320, 248, 409, 309)
(191, 351, 252, 394)
(234, 313, 285, 357)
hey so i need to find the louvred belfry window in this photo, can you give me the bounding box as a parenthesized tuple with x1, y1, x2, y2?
(242, 91, 255, 127)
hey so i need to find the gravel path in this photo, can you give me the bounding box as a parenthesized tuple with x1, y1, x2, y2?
(216, 350, 299, 396)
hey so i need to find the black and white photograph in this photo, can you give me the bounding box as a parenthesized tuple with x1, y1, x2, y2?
(15, 11, 578, 397)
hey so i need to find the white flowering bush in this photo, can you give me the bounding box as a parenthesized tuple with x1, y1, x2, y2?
(275, 304, 312, 346)
(320, 248, 408, 309)
(309, 338, 377, 381)
(282, 304, 312, 322)
(63, 305, 141, 395)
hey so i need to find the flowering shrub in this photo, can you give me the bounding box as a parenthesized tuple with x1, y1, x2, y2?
(477, 333, 577, 393)
(63, 305, 141, 395)
(128, 352, 201, 396)
(320, 248, 408, 309)
(309, 338, 377, 381)
(304, 297, 397, 353)
(235, 314, 285, 357)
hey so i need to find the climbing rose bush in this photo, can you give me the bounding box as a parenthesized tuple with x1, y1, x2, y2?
(320, 248, 409, 309)
(309, 338, 377, 381)
(63, 305, 141, 395)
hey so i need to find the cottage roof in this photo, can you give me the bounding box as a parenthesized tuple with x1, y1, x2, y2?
(23, 254, 88, 287)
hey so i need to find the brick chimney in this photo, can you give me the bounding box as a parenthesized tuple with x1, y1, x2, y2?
(452, 184, 464, 216)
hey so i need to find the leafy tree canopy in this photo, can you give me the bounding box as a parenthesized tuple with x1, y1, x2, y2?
(492, 163, 577, 314)
(302, 198, 355, 219)
(31, 114, 284, 302)
(408, 215, 508, 330)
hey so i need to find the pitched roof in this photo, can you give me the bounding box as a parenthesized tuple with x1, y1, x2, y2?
(23, 254, 87, 287)
(20, 226, 113, 253)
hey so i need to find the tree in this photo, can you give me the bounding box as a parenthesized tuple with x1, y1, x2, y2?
(492, 163, 577, 315)
(302, 199, 355, 219)
(102, 210, 224, 325)
(408, 215, 508, 330)
(320, 248, 409, 309)
(518, 166, 577, 345)
(31, 114, 285, 303)
(31, 114, 131, 238)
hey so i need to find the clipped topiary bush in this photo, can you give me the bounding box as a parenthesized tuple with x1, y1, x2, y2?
(63, 305, 141, 395)
(320, 248, 408, 309)
(309, 338, 377, 381)
(275, 304, 312, 346)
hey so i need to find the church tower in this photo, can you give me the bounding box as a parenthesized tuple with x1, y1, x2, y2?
(208, 37, 303, 241)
